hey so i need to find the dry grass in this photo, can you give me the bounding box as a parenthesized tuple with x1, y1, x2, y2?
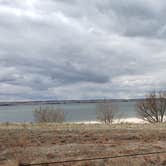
(69, 156, 166, 166)
(0, 160, 19, 166)
(0, 122, 165, 130)
(0, 123, 165, 165)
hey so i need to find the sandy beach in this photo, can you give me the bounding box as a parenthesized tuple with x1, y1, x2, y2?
(73, 117, 145, 124)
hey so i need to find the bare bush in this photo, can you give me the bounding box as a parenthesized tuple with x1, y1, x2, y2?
(96, 102, 116, 124)
(33, 106, 65, 123)
(136, 91, 166, 123)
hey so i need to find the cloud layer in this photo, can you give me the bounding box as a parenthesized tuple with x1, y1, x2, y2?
(0, 0, 166, 101)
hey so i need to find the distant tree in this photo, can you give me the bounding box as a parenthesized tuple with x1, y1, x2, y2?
(96, 102, 116, 124)
(136, 91, 166, 123)
(33, 106, 65, 123)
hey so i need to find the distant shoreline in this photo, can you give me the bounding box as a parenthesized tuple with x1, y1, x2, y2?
(0, 98, 144, 106)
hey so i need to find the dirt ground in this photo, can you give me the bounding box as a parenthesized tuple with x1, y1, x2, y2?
(0, 123, 166, 166)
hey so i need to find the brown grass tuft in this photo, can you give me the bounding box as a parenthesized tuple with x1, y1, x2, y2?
(0, 160, 19, 166)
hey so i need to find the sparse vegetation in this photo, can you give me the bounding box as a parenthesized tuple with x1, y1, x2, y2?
(0, 123, 166, 166)
(1, 160, 19, 166)
(33, 106, 65, 123)
(96, 102, 117, 124)
(136, 91, 166, 123)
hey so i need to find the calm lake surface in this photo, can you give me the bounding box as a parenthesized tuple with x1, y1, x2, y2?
(0, 101, 138, 122)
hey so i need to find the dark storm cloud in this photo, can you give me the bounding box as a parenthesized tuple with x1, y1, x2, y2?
(0, 0, 166, 100)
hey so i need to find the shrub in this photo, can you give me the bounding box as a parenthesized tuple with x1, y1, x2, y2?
(136, 91, 166, 123)
(96, 102, 116, 124)
(33, 106, 65, 123)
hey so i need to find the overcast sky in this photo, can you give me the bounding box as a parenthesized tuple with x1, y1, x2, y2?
(0, 0, 166, 101)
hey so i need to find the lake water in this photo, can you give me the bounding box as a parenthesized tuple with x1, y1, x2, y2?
(0, 101, 139, 122)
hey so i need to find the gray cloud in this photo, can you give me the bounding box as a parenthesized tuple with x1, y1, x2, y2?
(0, 0, 166, 100)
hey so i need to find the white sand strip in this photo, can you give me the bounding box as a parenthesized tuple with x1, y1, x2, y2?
(68, 117, 145, 124)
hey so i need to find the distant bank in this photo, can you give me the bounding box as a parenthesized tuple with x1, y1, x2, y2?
(0, 98, 143, 106)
